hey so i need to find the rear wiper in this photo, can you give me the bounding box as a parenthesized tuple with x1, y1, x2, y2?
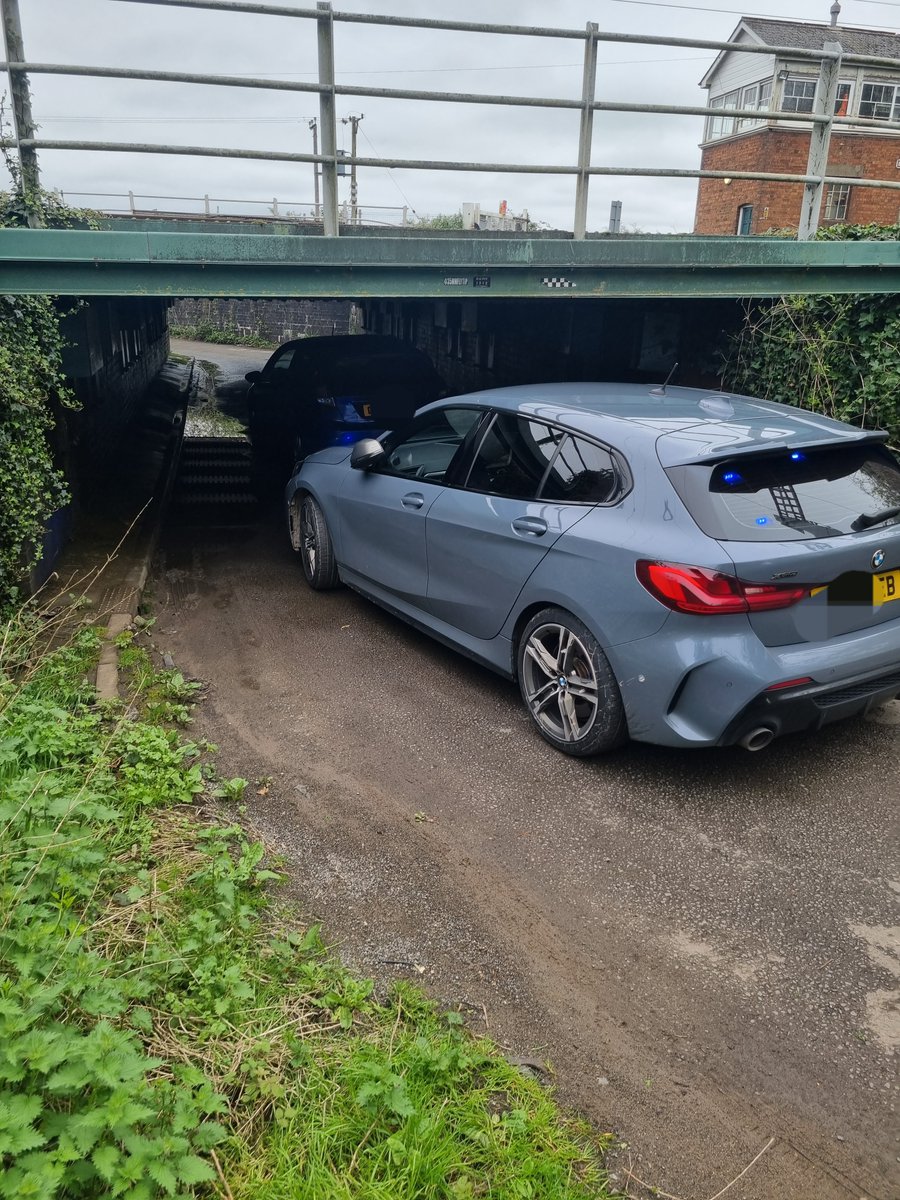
(776, 516, 842, 538)
(851, 506, 900, 532)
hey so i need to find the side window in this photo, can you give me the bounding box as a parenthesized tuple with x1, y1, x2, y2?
(267, 345, 296, 376)
(465, 414, 562, 500)
(540, 436, 620, 504)
(380, 407, 481, 483)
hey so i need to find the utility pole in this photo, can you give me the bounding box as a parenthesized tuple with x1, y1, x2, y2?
(308, 118, 320, 222)
(342, 113, 363, 225)
(1, 0, 42, 225)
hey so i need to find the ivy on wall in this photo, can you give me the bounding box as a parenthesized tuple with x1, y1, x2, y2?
(722, 224, 900, 438)
(0, 112, 102, 605)
(0, 292, 76, 604)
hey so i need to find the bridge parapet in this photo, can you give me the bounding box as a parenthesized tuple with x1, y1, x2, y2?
(0, 226, 897, 298)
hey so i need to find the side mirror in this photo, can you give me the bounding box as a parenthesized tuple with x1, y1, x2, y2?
(245, 370, 262, 384)
(350, 438, 385, 471)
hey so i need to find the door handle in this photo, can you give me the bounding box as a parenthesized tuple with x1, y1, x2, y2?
(512, 516, 548, 537)
(401, 492, 425, 510)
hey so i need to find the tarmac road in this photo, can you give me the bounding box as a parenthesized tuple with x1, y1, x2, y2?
(152, 348, 899, 1200)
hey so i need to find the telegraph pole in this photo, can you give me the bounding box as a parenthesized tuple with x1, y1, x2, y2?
(1, 0, 42, 224)
(308, 118, 320, 222)
(342, 113, 364, 225)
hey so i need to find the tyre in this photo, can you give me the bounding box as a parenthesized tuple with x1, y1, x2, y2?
(295, 494, 340, 590)
(516, 607, 626, 756)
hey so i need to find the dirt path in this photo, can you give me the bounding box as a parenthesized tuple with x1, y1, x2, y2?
(149, 515, 897, 1200)
(151, 342, 899, 1199)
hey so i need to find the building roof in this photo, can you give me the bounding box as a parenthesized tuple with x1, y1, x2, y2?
(700, 17, 900, 88)
(741, 17, 900, 59)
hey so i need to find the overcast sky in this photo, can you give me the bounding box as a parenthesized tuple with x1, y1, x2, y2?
(4, 0, 898, 232)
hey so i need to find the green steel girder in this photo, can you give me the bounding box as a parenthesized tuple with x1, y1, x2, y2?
(0, 227, 897, 298)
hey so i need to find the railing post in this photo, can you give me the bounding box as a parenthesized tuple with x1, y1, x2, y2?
(317, 1, 339, 236)
(574, 21, 598, 241)
(798, 40, 842, 241)
(1, 0, 41, 225)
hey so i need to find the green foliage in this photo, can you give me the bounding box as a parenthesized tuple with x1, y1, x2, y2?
(0, 609, 615, 1198)
(169, 323, 275, 350)
(0, 106, 105, 607)
(0, 295, 76, 606)
(723, 224, 900, 438)
(414, 212, 465, 230)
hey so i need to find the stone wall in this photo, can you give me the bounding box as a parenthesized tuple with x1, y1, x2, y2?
(169, 297, 356, 344)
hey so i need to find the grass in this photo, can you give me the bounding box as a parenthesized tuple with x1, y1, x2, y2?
(0, 604, 618, 1199)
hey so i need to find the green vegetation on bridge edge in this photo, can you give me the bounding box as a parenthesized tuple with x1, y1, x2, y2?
(724, 223, 900, 440)
(0, 606, 617, 1199)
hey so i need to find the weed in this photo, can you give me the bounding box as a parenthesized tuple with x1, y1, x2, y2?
(0, 605, 616, 1198)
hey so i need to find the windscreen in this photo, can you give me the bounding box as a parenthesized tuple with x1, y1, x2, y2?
(325, 354, 438, 394)
(667, 442, 900, 541)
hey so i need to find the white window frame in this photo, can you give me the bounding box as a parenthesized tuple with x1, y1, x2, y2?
(823, 183, 851, 221)
(781, 76, 817, 114)
(834, 82, 852, 117)
(736, 205, 754, 236)
(859, 81, 900, 121)
(707, 90, 739, 140)
(738, 78, 773, 129)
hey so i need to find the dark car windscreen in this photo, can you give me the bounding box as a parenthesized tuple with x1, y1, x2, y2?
(666, 442, 900, 541)
(324, 355, 439, 394)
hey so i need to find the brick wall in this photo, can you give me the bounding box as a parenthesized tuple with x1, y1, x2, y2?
(60, 298, 170, 487)
(364, 298, 742, 394)
(169, 297, 356, 343)
(694, 129, 900, 234)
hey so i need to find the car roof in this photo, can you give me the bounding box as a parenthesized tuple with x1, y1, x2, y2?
(276, 334, 423, 358)
(421, 382, 882, 466)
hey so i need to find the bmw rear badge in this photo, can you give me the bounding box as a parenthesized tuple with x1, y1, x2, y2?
(873, 549, 885, 569)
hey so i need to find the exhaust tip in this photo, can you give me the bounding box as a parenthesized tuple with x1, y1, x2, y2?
(739, 726, 776, 752)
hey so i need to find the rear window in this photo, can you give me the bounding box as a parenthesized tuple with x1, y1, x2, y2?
(323, 355, 438, 393)
(667, 443, 900, 541)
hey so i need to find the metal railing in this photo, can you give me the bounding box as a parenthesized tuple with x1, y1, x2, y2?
(56, 190, 412, 225)
(3, 0, 900, 239)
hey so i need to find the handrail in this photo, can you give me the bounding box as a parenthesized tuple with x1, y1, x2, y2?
(2, 0, 899, 239)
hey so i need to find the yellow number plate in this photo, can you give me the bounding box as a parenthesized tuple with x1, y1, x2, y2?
(874, 569, 900, 606)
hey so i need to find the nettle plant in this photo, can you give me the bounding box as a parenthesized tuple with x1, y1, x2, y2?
(723, 224, 900, 439)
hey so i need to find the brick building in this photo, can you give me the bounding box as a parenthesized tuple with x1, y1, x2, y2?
(693, 14, 900, 234)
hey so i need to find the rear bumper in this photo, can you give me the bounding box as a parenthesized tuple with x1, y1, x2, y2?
(609, 609, 900, 748)
(718, 664, 900, 747)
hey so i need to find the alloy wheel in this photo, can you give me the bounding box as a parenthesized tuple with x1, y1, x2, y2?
(521, 622, 600, 744)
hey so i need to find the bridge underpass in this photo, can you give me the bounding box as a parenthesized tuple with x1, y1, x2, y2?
(5, 5, 899, 1193)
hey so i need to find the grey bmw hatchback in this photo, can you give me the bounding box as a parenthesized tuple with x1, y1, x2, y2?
(285, 383, 900, 756)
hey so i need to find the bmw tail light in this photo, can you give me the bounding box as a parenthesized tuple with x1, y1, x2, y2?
(635, 561, 810, 615)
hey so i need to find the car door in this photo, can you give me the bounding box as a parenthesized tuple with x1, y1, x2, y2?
(249, 342, 308, 442)
(335, 406, 484, 609)
(425, 415, 618, 640)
